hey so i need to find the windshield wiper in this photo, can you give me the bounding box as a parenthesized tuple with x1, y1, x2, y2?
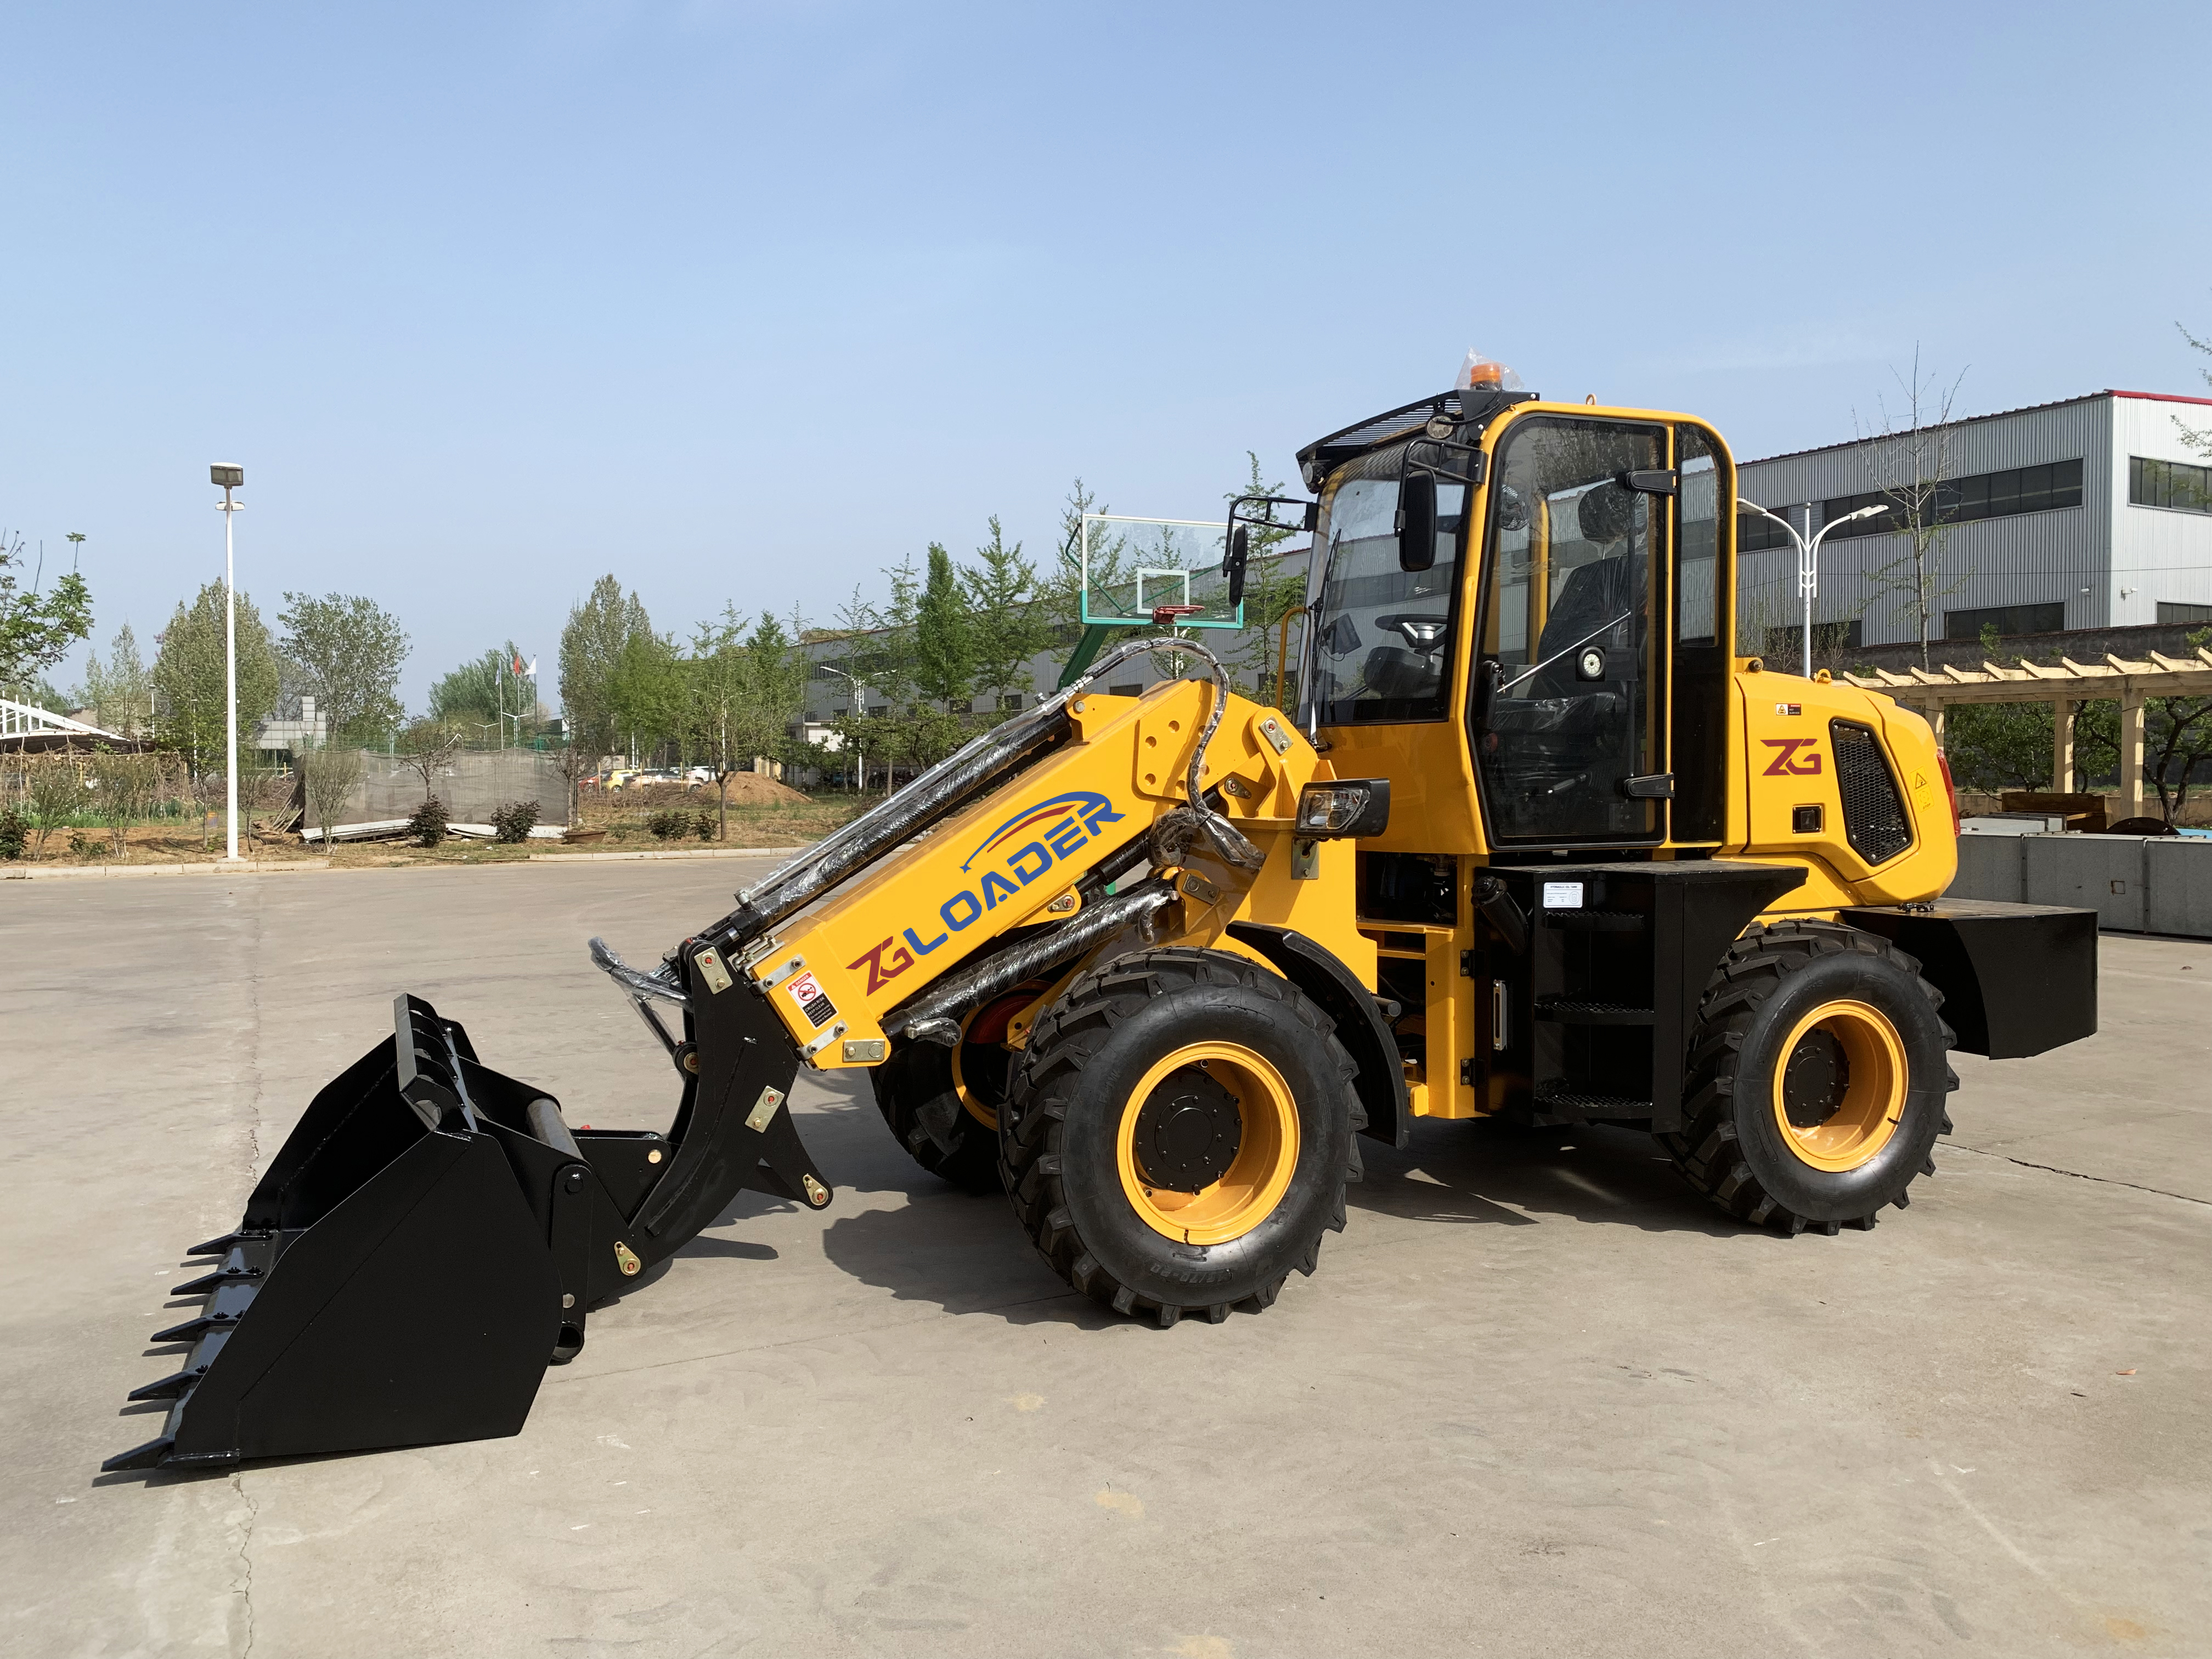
(1496, 612, 1632, 695)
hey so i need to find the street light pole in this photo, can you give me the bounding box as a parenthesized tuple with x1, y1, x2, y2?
(816, 665, 866, 793)
(1738, 498, 1886, 677)
(211, 464, 245, 860)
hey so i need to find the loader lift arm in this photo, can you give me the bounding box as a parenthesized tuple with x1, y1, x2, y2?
(109, 636, 1352, 1470)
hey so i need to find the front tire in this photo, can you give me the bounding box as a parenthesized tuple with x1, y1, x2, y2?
(999, 949, 1361, 1326)
(1661, 919, 1957, 1233)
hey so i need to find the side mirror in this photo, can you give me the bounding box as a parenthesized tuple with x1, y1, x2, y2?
(1224, 525, 1249, 606)
(1396, 473, 1437, 572)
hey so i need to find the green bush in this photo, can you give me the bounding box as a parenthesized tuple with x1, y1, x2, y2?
(490, 799, 541, 843)
(648, 809, 689, 841)
(0, 807, 25, 860)
(407, 795, 449, 847)
(67, 828, 110, 859)
(695, 810, 716, 842)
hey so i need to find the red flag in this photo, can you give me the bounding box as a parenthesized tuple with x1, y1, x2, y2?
(511, 651, 524, 675)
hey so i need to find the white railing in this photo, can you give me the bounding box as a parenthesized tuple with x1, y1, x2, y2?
(0, 698, 126, 743)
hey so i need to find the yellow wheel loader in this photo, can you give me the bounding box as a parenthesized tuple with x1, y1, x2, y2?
(109, 383, 2098, 1472)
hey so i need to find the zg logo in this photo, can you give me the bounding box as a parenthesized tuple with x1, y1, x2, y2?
(1760, 737, 1823, 777)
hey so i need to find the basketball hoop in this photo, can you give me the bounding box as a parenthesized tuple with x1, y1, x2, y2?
(1150, 603, 1205, 627)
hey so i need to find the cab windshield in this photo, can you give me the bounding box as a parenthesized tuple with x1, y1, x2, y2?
(1305, 443, 1466, 725)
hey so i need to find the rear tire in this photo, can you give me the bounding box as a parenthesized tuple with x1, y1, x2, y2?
(999, 948, 1361, 1325)
(1660, 919, 1957, 1233)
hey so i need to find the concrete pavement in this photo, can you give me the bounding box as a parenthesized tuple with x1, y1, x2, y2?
(4, 859, 2205, 1657)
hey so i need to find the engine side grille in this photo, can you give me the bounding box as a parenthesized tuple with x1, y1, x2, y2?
(1831, 719, 1912, 865)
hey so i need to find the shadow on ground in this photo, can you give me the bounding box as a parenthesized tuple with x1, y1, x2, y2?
(1352, 1118, 1745, 1239)
(808, 1103, 1757, 1321)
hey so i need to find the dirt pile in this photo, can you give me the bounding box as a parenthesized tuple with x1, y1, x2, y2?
(717, 773, 810, 805)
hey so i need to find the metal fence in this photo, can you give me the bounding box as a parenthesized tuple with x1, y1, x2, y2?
(343, 750, 569, 826)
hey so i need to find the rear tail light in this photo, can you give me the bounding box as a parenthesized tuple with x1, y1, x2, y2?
(1937, 751, 1961, 834)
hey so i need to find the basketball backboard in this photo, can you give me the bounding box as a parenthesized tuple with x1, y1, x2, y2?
(1079, 515, 1244, 629)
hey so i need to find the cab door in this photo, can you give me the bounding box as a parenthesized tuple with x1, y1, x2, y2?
(1469, 415, 1669, 846)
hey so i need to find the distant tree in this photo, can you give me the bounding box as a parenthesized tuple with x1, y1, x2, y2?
(427, 642, 527, 738)
(0, 529, 94, 699)
(560, 575, 652, 772)
(16, 677, 75, 715)
(2176, 314, 2212, 462)
(964, 516, 1050, 714)
(2073, 629, 2212, 822)
(80, 622, 153, 737)
(686, 607, 812, 837)
(607, 630, 686, 765)
(1045, 477, 1131, 644)
(279, 592, 409, 744)
(913, 542, 975, 712)
(1857, 349, 1970, 669)
(1944, 702, 2054, 794)
(152, 580, 281, 775)
(688, 609, 749, 838)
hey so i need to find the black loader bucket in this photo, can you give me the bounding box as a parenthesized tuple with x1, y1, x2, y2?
(106, 937, 831, 1474)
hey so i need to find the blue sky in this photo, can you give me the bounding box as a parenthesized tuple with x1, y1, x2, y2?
(5, 2, 2208, 709)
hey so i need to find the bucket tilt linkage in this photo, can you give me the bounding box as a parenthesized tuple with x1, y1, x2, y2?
(105, 936, 831, 1474)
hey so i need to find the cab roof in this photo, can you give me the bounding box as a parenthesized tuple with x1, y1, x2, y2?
(1295, 388, 1537, 490)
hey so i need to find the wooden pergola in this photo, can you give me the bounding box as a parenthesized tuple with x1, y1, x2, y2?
(1841, 648, 2212, 820)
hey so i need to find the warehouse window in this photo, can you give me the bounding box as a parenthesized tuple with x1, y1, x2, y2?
(2158, 601, 2212, 623)
(1821, 458, 2084, 539)
(1738, 505, 1798, 553)
(1765, 620, 1862, 661)
(2130, 456, 2212, 514)
(1944, 602, 2066, 640)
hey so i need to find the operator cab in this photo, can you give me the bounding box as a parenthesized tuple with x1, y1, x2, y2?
(1295, 374, 1734, 853)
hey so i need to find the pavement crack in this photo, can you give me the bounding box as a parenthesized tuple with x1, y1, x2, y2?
(230, 1470, 258, 1658)
(1949, 1143, 2209, 1206)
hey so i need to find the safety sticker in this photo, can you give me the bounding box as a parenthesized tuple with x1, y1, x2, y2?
(786, 970, 837, 1029)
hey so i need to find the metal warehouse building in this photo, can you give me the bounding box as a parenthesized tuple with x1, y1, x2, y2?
(1734, 389, 2212, 657)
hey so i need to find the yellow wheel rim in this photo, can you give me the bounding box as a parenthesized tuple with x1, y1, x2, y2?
(1116, 1042, 1300, 1246)
(1771, 999, 1908, 1172)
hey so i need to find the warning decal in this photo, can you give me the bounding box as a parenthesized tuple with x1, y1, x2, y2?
(786, 970, 837, 1029)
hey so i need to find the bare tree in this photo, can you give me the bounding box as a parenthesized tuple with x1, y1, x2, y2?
(397, 718, 462, 802)
(91, 748, 165, 858)
(2177, 317, 2212, 462)
(1857, 349, 1970, 668)
(23, 750, 83, 859)
(300, 744, 364, 844)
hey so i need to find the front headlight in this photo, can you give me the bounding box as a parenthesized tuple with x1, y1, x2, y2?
(1293, 779, 1391, 839)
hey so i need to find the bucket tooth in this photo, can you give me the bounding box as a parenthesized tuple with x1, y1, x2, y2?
(150, 1313, 236, 1344)
(126, 1367, 206, 1402)
(100, 1435, 176, 1474)
(185, 1229, 269, 1258)
(170, 1266, 262, 1296)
